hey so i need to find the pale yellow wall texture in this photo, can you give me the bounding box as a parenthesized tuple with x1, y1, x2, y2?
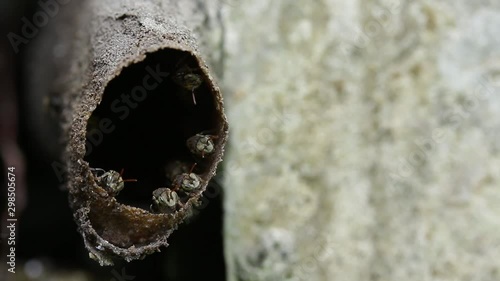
(220, 0, 500, 280)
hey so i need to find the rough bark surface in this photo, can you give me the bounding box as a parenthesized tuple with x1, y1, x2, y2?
(221, 0, 500, 280)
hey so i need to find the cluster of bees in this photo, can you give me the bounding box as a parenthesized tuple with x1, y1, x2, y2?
(89, 58, 218, 214)
(90, 132, 217, 214)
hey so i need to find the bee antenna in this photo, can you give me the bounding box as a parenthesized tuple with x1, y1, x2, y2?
(189, 163, 197, 174)
(120, 168, 137, 183)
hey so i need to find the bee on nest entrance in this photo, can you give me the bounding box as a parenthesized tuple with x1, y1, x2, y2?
(90, 168, 137, 196)
(186, 132, 218, 158)
(150, 162, 204, 214)
(82, 49, 223, 218)
(171, 55, 205, 106)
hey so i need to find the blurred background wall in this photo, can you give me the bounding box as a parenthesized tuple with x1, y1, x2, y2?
(221, 0, 500, 280)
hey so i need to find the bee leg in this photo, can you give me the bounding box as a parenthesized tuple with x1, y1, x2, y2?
(120, 168, 138, 183)
(192, 88, 197, 105)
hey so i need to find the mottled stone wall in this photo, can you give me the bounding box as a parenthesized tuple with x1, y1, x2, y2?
(220, 0, 500, 280)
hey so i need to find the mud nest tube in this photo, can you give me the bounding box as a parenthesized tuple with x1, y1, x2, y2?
(71, 48, 228, 265)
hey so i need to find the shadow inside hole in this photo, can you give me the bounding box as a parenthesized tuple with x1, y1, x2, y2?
(84, 49, 219, 210)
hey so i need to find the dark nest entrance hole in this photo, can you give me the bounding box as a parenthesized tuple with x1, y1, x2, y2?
(83, 49, 226, 280)
(84, 49, 219, 209)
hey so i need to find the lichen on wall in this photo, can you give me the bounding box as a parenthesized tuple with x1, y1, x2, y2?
(221, 0, 500, 280)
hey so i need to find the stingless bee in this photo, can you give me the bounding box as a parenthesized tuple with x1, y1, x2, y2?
(150, 187, 180, 213)
(186, 133, 218, 158)
(170, 163, 202, 193)
(90, 168, 137, 196)
(174, 173, 201, 192)
(171, 60, 203, 105)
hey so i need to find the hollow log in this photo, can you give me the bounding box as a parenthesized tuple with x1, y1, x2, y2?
(26, 0, 228, 265)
